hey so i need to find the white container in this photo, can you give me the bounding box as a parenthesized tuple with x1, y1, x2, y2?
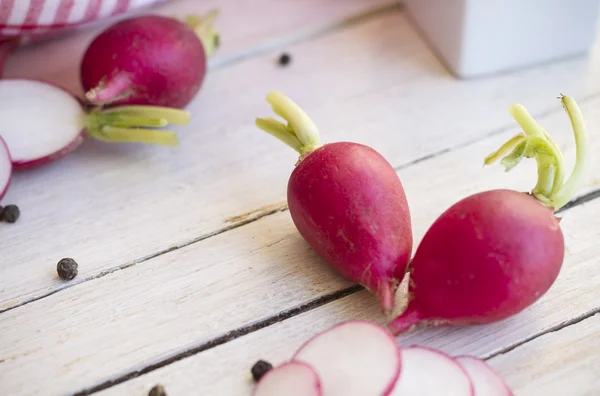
(403, 0, 600, 78)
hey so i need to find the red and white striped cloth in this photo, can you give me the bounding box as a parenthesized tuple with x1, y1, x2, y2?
(0, 0, 168, 40)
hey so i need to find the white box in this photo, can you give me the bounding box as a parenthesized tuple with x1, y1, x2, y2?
(403, 0, 600, 78)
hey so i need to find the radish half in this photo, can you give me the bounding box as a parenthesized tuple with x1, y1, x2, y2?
(292, 320, 401, 396)
(390, 347, 474, 396)
(0, 79, 190, 168)
(253, 362, 322, 396)
(0, 136, 11, 199)
(455, 356, 513, 396)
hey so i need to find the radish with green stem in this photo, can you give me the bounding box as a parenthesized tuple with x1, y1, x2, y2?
(81, 11, 219, 108)
(389, 95, 588, 335)
(0, 136, 11, 199)
(255, 91, 413, 312)
(292, 321, 401, 396)
(253, 362, 322, 396)
(0, 79, 189, 169)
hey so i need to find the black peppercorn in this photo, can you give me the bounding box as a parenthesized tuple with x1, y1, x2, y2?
(148, 384, 167, 396)
(57, 258, 78, 280)
(0, 204, 20, 223)
(251, 359, 273, 381)
(278, 53, 291, 66)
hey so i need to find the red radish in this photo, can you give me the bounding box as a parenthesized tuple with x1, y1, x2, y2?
(81, 11, 219, 109)
(390, 347, 473, 395)
(253, 362, 322, 396)
(0, 79, 190, 168)
(255, 91, 412, 312)
(292, 320, 401, 396)
(0, 136, 11, 199)
(0, 39, 17, 79)
(389, 95, 589, 335)
(455, 356, 513, 396)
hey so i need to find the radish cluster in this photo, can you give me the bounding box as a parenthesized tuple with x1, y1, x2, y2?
(255, 92, 589, 332)
(251, 320, 513, 396)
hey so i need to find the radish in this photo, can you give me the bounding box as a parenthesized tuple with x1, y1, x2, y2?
(253, 362, 322, 396)
(0, 79, 190, 168)
(81, 11, 219, 109)
(292, 320, 401, 396)
(389, 347, 474, 395)
(455, 356, 513, 396)
(0, 136, 11, 199)
(255, 91, 412, 312)
(389, 95, 588, 335)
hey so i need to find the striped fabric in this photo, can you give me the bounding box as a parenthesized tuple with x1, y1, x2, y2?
(0, 0, 168, 39)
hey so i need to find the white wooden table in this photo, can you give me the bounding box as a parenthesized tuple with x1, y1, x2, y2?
(1, 1, 599, 395)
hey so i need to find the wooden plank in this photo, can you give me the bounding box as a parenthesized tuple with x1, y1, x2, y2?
(2, 10, 598, 312)
(3, 0, 394, 95)
(95, 199, 600, 396)
(1, 95, 599, 395)
(488, 314, 600, 396)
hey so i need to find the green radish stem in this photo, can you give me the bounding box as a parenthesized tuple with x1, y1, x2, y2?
(85, 105, 190, 146)
(485, 95, 589, 210)
(185, 10, 220, 57)
(255, 91, 323, 157)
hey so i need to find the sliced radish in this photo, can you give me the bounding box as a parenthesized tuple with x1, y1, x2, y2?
(0, 39, 17, 78)
(0, 79, 86, 168)
(0, 79, 190, 169)
(390, 346, 473, 396)
(0, 136, 11, 199)
(252, 361, 321, 396)
(293, 320, 401, 396)
(455, 356, 513, 396)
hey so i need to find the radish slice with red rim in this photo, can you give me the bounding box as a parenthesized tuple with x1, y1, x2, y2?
(0, 136, 11, 199)
(390, 346, 474, 396)
(455, 356, 513, 396)
(252, 361, 321, 396)
(293, 320, 401, 396)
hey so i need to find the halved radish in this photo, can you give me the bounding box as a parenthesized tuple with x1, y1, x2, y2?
(390, 347, 473, 396)
(293, 320, 401, 396)
(253, 361, 322, 396)
(0, 79, 190, 168)
(455, 356, 513, 396)
(0, 136, 11, 199)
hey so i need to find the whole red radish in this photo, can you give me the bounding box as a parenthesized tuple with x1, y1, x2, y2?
(81, 11, 219, 109)
(0, 79, 190, 169)
(255, 91, 412, 312)
(389, 95, 588, 335)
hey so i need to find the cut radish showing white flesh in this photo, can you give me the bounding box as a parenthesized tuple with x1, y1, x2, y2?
(0, 79, 190, 169)
(390, 346, 474, 396)
(253, 361, 322, 396)
(0, 79, 85, 168)
(293, 320, 401, 396)
(0, 136, 11, 199)
(455, 356, 513, 396)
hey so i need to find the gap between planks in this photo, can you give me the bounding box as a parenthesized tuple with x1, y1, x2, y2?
(71, 186, 600, 395)
(2, 88, 600, 316)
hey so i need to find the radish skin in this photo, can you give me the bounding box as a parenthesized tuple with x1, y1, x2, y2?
(390, 347, 474, 396)
(0, 136, 11, 200)
(292, 320, 401, 396)
(256, 91, 412, 312)
(252, 362, 322, 396)
(0, 79, 190, 168)
(81, 12, 219, 108)
(390, 95, 588, 335)
(455, 356, 513, 396)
